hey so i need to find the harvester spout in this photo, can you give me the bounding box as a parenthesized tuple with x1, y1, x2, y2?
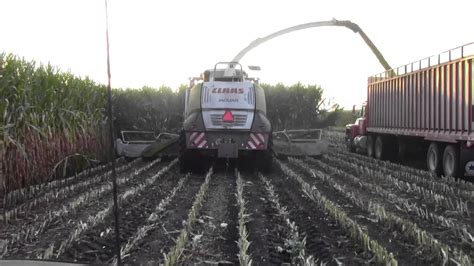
(232, 19, 393, 73)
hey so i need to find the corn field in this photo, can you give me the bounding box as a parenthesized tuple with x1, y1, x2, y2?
(0, 55, 345, 194)
(0, 55, 186, 199)
(0, 53, 108, 196)
(0, 129, 472, 265)
(0, 54, 473, 265)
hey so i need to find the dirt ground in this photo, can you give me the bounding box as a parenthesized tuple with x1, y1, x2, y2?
(1, 131, 472, 265)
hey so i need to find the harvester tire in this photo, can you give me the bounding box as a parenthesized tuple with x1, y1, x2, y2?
(258, 134, 273, 173)
(178, 131, 190, 173)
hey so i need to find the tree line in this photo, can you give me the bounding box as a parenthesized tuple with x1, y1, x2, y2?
(112, 82, 343, 134)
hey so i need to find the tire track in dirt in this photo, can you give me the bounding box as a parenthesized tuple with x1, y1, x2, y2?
(3, 158, 148, 223)
(239, 171, 291, 265)
(111, 173, 189, 264)
(278, 160, 401, 264)
(302, 156, 474, 255)
(122, 171, 206, 265)
(328, 149, 474, 201)
(258, 172, 318, 264)
(181, 170, 239, 265)
(325, 130, 474, 188)
(59, 168, 183, 263)
(2, 159, 168, 259)
(266, 167, 367, 264)
(283, 159, 443, 265)
(0, 159, 162, 256)
(3, 157, 126, 210)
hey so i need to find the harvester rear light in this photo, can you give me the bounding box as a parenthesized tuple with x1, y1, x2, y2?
(223, 110, 234, 123)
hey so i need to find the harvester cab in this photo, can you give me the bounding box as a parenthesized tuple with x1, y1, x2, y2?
(211, 62, 244, 81)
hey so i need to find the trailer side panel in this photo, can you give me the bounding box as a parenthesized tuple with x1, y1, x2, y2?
(367, 56, 474, 142)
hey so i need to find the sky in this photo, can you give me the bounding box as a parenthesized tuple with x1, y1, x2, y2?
(1, 0, 473, 109)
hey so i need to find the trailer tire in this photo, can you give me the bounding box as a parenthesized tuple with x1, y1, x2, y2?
(427, 143, 442, 175)
(366, 135, 374, 157)
(374, 136, 386, 160)
(443, 145, 459, 177)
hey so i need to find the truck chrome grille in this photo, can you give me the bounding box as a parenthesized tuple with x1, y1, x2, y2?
(210, 114, 248, 127)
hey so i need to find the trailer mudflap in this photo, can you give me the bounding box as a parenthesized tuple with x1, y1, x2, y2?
(460, 146, 474, 176)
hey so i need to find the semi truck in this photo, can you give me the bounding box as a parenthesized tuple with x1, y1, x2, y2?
(345, 43, 474, 178)
(179, 62, 273, 171)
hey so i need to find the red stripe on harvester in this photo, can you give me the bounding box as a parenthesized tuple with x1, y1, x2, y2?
(248, 141, 256, 149)
(197, 140, 207, 148)
(195, 132, 205, 144)
(250, 133, 260, 145)
(190, 132, 198, 141)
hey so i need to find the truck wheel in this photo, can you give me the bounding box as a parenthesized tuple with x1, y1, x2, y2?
(345, 137, 355, 152)
(374, 136, 385, 160)
(443, 145, 459, 177)
(427, 143, 442, 175)
(366, 135, 374, 157)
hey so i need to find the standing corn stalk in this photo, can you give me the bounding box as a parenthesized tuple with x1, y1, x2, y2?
(0, 53, 108, 211)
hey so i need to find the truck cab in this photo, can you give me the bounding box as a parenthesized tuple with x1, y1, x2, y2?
(345, 103, 368, 152)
